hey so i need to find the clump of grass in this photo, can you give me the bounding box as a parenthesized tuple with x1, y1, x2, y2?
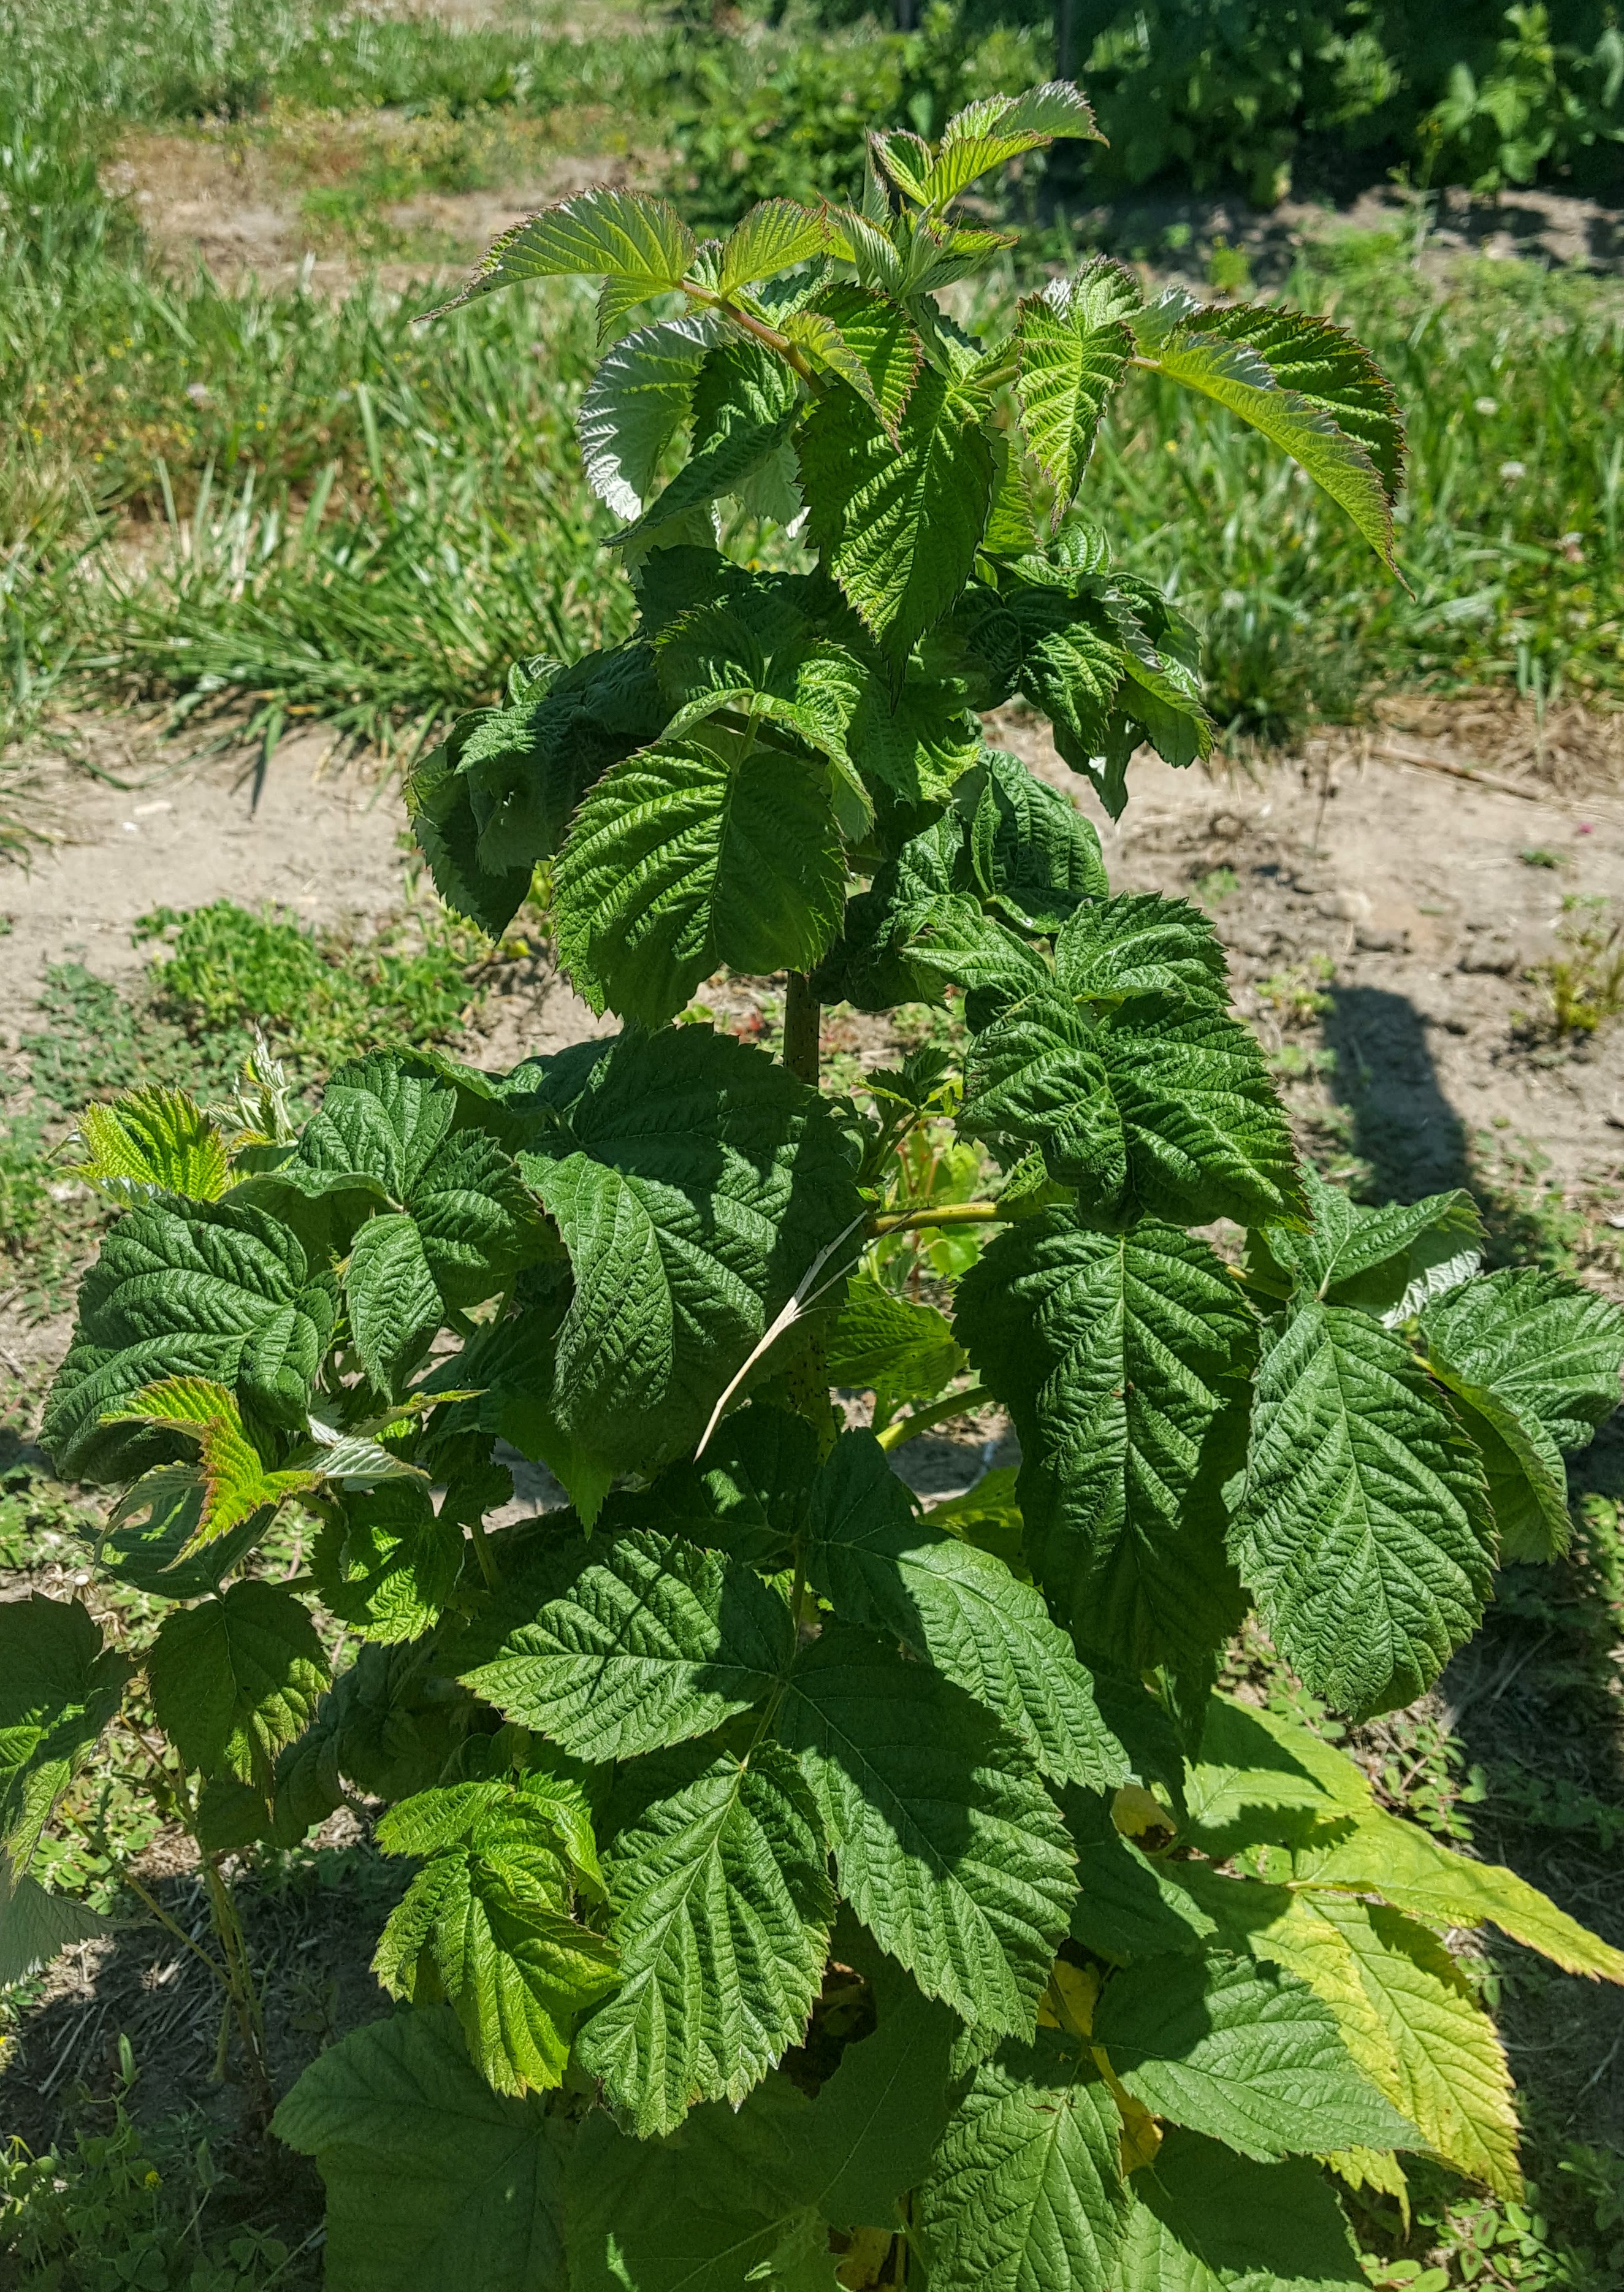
(1255, 954, 1336, 1027)
(1530, 895, 1624, 1039)
(136, 897, 484, 1075)
(1192, 864, 1239, 907)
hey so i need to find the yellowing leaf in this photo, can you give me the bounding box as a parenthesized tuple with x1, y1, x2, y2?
(1112, 1783, 1175, 1839)
(1325, 2145, 1411, 2232)
(1311, 1895, 1522, 2198)
(1299, 1809, 1624, 1984)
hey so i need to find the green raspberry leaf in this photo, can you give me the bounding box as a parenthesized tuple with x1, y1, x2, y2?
(272, 2004, 571, 2292)
(374, 1787, 618, 2097)
(459, 1529, 794, 1762)
(446, 186, 695, 331)
(578, 313, 722, 519)
(147, 1580, 328, 1792)
(915, 2031, 1129, 2292)
(1094, 1950, 1417, 2160)
(800, 367, 994, 687)
(67, 1085, 232, 1207)
(513, 1028, 864, 1476)
(778, 1621, 1077, 2034)
(0, 1596, 129, 1870)
(956, 1212, 1256, 1671)
(346, 1212, 443, 1395)
(1118, 2127, 1366, 2291)
(44, 1195, 335, 1482)
(1421, 1267, 1624, 1560)
(574, 1741, 833, 2134)
(1014, 261, 1140, 512)
(806, 1432, 1129, 1789)
(1230, 1301, 1496, 1719)
(552, 728, 845, 1028)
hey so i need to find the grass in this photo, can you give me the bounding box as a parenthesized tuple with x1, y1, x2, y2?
(2, 6, 1622, 774)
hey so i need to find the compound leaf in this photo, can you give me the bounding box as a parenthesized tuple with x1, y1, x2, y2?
(1260, 1167, 1482, 1323)
(374, 1789, 618, 2097)
(459, 1530, 793, 1762)
(957, 1211, 1256, 1671)
(1230, 1302, 1496, 1719)
(147, 1579, 327, 1792)
(777, 1621, 1077, 2034)
(914, 2030, 1129, 2292)
(574, 1741, 833, 2134)
(272, 2003, 570, 2292)
(806, 1432, 1127, 1789)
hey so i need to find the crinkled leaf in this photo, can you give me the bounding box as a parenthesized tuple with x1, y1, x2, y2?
(574, 1741, 833, 2134)
(719, 200, 830, 295)
(578, 313, 724, 518)
(621, 339, 801, 544)
(68, 1086, 231, 1205)
(1295, 1807, 1624, 1982)
(957, 1211, 1256, 1671)
(1258, 1166, 1482, 1321)
(777, 1621, 1077, 2034)
(1061, 1787, 1218, 1962)
(43, 1194, 335, 1481)
(552, 728, 845, 1028)
(1094, 1950, 1417, 2160)
(1015, 261, 1139, 510)
(1422, 1267, 1624, 1560)
(1097, 996, 1300, 1226)
(807, 1432, 1127, 1789)
(1309, 1893, 1521, 2197)
(1230, 1301, 1496, 1719)
(511, 1028, 863, 1477)
(964, 749, 1107, 931)
(315, 1482, 464, 1645)
(1143, 306, 1401, 570)
(107, 1375, 318, 1554)
(459, 1529, 794, 1762)
(374, 1790, 617, 2096)
(915, 2031, 1129, 2292)
(448, 187, 694, 330)
(346, 1213, 443, 1394)
(800, 366, 993, 686)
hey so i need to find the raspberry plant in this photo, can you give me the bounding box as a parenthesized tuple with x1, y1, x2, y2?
(10, 82, 1624, 2292)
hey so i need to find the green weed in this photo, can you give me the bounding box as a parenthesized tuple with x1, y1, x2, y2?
(0, 2048, 318, 2291)
(1255, 953, 1337, 1026)
(135, 898, 481, 1075)
(1192, 863, 1240, 906)
(1530, 895, 1624, 1038)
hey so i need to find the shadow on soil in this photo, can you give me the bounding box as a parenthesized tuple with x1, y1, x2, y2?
(1324, 980, 1624, 2152)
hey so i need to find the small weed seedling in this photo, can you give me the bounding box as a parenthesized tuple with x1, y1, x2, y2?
(9, 83, 1624, 2292)
(1530, 894, 1624, 1039)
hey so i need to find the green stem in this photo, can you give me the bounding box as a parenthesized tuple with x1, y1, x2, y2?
(120, 1868, 230, 1987)
(783, 972, 821, 1087)
(200, 1851, 274, 2123)
(875, 1385, 996, 1451)
(469, 1511, 501, 1591)
(683, 283, 817, 384)
(869, 1200, 1002, 1236)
